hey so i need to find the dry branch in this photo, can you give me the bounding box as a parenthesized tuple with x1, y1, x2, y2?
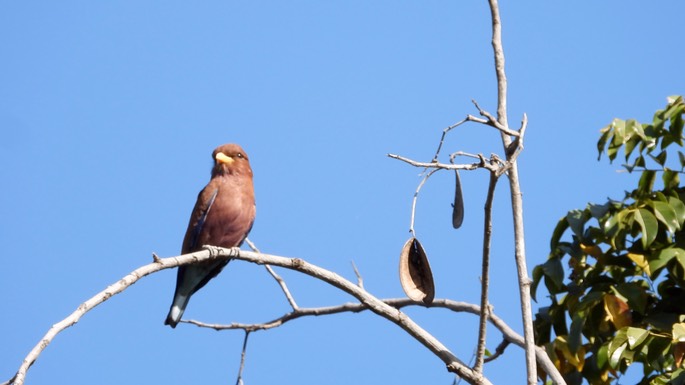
(185, 297, 563, 384)
(485, 0, 537, 383)
(6, 247, 490, 385)
(474, 171, 499, 374)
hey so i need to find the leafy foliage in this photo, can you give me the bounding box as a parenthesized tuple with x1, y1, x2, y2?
(534, 96, 685, 384)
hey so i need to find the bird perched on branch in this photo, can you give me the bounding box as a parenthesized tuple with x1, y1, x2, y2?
(165, 143, 256, 328)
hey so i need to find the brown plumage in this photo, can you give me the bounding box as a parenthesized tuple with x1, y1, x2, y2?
(165, 143, 256, 328)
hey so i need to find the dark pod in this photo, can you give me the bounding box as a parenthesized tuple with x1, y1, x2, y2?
(452, 170, 464, 229)
(399, 237, 435, 305)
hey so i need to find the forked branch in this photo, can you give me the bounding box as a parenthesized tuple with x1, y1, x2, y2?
(5, 247, 490, 385)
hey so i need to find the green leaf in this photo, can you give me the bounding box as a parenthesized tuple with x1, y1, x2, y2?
(663, 169, 680, 190)
(623, 154, 646, 173)
(626, 327, 649, 349)
(667, 95, 683, 104)
(566, 209, 587, 239)
(662, 130, 676, 150)
(612, 119, 626, 146)
(637, 170, 657, 196)
(650, 199, 680, 233)
(670, 105, 684, 146)
(541, 257, 564, 293)
(669, 196, 685, 227)
(649, 247, 685, 277)
(646, 335, 672, 372)
(531, 265, 543, 301)
(598, 125, 612, 160)
(649, 150, 667, 166)
(607, 119, 627, 162)
(597, 343, 609, 369)
(608, 330, 628, 369)
(615, 282, 648, 314)
(624, 137, 639, 161)
(676, 251, 685, 273)
(604, 209, 630, 249)
(569, 315, 584, 354)
(550, 216, 570, 250)
(588, 202, 611, 219)
(633, 208, 658, 248)
(671, 368, 685, 385)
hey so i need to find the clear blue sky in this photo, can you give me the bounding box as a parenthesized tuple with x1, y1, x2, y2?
(2, 2, 683, 384)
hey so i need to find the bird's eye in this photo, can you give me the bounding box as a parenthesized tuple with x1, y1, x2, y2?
(236, 153, 244, 159)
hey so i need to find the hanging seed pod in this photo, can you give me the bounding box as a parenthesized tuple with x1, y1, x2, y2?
(452, 170, 464, 229)
(399, 237, 435, 304)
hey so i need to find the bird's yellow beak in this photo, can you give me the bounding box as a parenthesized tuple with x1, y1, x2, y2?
(215, 152, 235, 164)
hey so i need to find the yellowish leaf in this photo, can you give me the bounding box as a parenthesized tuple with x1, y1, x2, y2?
(580, 243, 604, 259)
(604, 294, 632, 329)
(627, 252, 651, 276)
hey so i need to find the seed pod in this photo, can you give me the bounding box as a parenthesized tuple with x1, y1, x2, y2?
(452, 170, 464, 229)
(399, 237, 435, 304)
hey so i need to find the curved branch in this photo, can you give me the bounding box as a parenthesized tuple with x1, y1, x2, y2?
(6, 248, 491, 385)
(213, 247, 490, 384)
(185, 297, 563, 385)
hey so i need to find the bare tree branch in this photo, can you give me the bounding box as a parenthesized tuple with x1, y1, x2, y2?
(246, 238, 299, 310)
(235, 331, 250, 385)
(351, 261, 364, 289)
(432, 117, 471, 162)
(431, 111, 521, 164)
(485, 1, 537, 383)
(214, 247, 489, 384)
(474, 171, 499, 374)
(185, 297, 564, 385)
(471, 100, 520, 137)
(409, 168, 440, 236)
(387, 153, 483, 171)
(7, 248, 494, 385)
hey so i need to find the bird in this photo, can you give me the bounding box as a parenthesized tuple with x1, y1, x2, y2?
(164, 143, 256, 328)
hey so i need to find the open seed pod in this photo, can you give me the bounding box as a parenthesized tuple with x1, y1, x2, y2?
(399, 237, 435, 304)
(452, 170, 464, 229)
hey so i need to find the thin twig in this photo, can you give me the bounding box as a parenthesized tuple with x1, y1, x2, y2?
(471, 100, 519, 137)
(450, 151, 482, 162)
(203, 247, 488, 384)
(265, 264, 299, 310)
(351, 261, 364, 289)
(184, 296, 563, 385)
(235, 331, 250, 385)
(409, 168, 440, 235)
(474, 170, 499, 373)
(388, 153, 495, 173)
(433, 117, 470, 161)
(245, 238, 299, 310)
(505, 113, 528, 164)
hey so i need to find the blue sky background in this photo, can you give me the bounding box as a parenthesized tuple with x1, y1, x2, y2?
(2, 2, 684, 384)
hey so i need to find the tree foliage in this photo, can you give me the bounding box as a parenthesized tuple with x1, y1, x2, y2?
(534, 96, 685, 385)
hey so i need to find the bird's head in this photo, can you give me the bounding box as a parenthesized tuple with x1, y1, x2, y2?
(211, 143, 252, 178)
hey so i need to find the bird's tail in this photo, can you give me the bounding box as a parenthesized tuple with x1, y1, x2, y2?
(164, 293, 190, 328)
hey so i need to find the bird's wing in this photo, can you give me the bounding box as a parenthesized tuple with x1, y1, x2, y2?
(182, 186, 219, 253)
